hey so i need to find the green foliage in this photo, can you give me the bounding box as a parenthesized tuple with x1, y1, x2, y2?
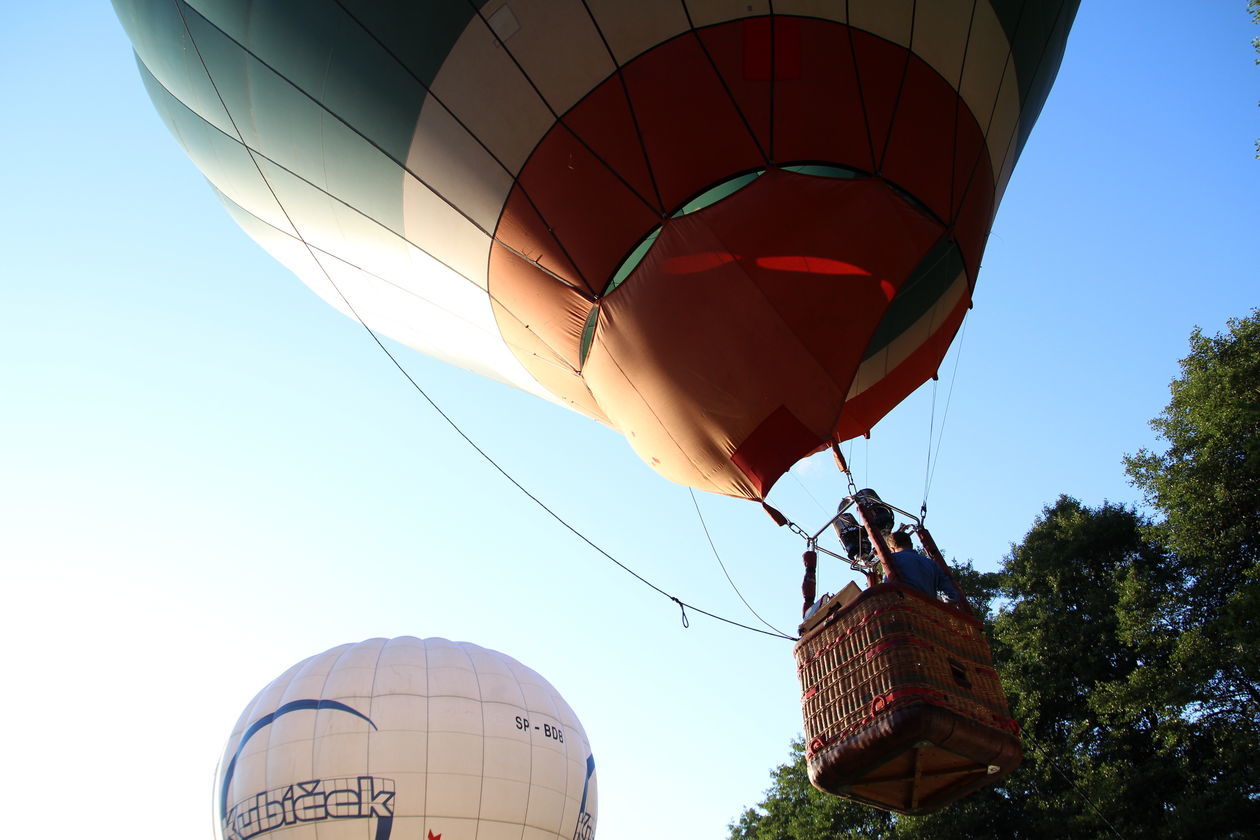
(1123, 312, 1259, 717)
(1125, 310, 1260, 565)
(992, 498, 1195, 839)
(945, 559, 1002, 627)
(731, 314, 1260, 839)
(1122, 310, 1260, 835)
(1253, 0, 1259, 157)
(1253, 0, 1260, 61)
(729, 740, 896, 840)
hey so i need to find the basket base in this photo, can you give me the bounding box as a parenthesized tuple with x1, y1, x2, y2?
(808, 702, 1022, 815)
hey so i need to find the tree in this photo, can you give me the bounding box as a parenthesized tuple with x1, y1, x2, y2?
(731, 500, 1183, 840)
(991, 498, 1191, 839)
(1122, 309, 1260, 831)
(1123, 312, 1259, 714)
(728, 739, 895, 840)
(1125, 310, 1259, 573)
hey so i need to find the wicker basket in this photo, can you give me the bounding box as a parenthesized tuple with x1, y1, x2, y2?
(795, 582, 1021, 814)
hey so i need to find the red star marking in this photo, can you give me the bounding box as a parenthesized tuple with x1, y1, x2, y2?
(428, 832, 441, 840)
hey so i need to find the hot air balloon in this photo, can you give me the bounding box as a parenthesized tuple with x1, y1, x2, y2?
(111, 0, 1077, 501)
(215, 637, 597, 840)
(116, 0, 1078, 818)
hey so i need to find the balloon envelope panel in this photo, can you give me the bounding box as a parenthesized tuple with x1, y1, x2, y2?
(214, 637, 597, 840)
(114, 0, 1077, 499)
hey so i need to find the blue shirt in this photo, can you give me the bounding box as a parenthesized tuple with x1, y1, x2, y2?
(885, 549, 962, 602)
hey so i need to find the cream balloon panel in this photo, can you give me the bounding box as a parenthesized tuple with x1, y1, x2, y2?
(479, 0, 616, 117)
(130, 2, 507, 288)
(216, 638, 596, 840)
(137, 46, 548, 396)
(401, 99, 516, 248)
(215, 191, 559, 400)
(143, 115, 541, 394)
(308, 251, 557, 400)
(172, 10, 493, 291)
(580, 0, 689, 66)
(418, 10, 559, 184)
(243, 154, 491, 299)
(684, 0, 769, 27)
(955, 13, 1024, 204)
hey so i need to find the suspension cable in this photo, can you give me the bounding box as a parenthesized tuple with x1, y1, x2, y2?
(180, 8, 797, 641)
(689, 489, 791, 637)
(787, 467, 830, 517)
(356, 318, 796, 640)
(922, 376, 938, 519)
(260, 240, 797, 638)
(924, 314, 970, 509)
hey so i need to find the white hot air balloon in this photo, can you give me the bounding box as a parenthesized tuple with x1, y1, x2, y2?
(215, 637, 596, 840)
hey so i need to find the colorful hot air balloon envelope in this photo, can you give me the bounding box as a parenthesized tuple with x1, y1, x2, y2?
(114, 0, 1077, 500)
(215, 637, 597, 840)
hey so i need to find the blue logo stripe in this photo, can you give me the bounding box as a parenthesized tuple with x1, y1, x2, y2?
(577, 754, 595, 814)
(218, 699, 376, 815)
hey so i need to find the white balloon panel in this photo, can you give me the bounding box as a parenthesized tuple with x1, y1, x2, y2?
(215, 637, 596, 840)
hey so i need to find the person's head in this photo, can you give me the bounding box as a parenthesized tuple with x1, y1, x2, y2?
(890, 531, 914, 551)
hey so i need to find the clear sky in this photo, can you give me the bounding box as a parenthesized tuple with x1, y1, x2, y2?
(1, 2, 1256, 839)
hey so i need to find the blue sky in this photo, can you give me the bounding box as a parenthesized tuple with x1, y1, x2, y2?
(1, 2, 1256, 839)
